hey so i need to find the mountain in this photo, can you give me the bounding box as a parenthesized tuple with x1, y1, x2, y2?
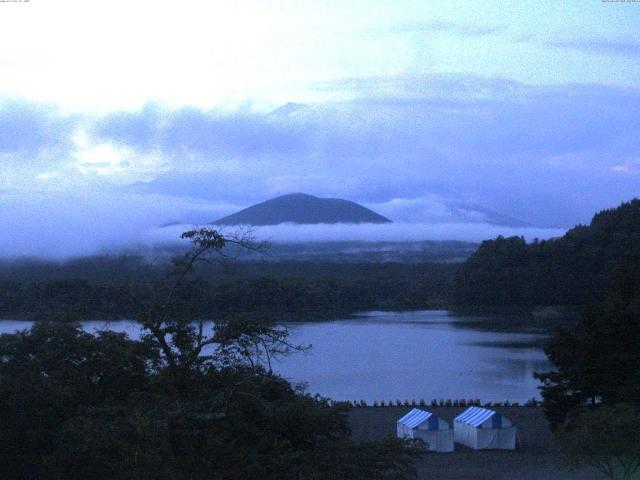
(213, 193, 392, 225)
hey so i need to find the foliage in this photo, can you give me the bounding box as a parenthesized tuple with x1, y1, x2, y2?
(535, 291, 640, 430)
(454, 199, 640, 306)
(0, 322, 158, 478)
(214, 314, 307, 372)
(0, 262, 456, 321)
(560, 404, 640, 480)
(0, 228, 418, 480)
(301, 437, 419, 480)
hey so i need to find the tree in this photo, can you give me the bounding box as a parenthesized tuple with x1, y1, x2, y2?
(134, 227, 269, 373)
(561, 404, 640, 480)
(214, 313, 308, 372)
(535, 300, 640, 430)
(0, 322, 158, 478)
(0, 227, 419, 480)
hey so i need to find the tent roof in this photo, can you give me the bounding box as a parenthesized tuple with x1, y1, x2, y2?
(397, 408, 433, 429)
(455, 407, 499, 427)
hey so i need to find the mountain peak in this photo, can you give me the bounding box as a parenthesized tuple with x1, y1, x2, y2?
(213, 193, 391, 226)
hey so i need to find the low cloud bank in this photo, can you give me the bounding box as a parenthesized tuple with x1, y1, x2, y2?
(0, 187, 564, 259)
(154, 222, 565, 247)
(0, 191, 236, 259)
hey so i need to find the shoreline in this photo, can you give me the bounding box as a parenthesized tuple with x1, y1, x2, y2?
(0, 304, 579, 330)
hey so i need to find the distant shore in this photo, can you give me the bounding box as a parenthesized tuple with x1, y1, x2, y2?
(0, 305, 581, 336)
(448, 305, 581, 333)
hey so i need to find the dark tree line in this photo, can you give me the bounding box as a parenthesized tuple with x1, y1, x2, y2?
(0, 263, 455, 322)
(453, 199, 640, 307)
(533, 266, 640, 479)
(534, 234, 640, 425)
(520, 201, 640, 478)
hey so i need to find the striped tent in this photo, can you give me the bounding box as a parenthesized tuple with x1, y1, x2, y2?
(396, 408, 454, 452)
(454, 407, 516, 450)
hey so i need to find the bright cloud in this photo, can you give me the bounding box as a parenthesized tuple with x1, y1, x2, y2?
(0, 1, 639, 113)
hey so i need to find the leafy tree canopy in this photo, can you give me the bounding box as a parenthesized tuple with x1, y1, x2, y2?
(0, 229, 418, 480)
(454, 199, 640, 307)
(560, 404, 640, 480)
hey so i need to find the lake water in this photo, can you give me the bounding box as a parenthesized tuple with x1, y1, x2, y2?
(0, 310, 550, 403)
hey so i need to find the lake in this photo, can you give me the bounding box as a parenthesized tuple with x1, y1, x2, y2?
(0, 310, 550, 403)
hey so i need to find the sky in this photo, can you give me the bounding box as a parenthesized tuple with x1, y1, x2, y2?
(1, 0, 639, 256)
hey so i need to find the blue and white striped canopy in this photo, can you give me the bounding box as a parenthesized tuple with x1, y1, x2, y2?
(397, 408, 435, 429)
(455, 407, 501, 428)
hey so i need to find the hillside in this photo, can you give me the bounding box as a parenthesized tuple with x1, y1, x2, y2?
(453, 199, 640, 307)
(214, 193, 391, 225)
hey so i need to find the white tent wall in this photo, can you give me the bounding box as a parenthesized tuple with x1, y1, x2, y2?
(453, 407, 517, 450)
(454, 421, 476, 448)
(476, 427, 516, 450)
(396, 408, 454, 453)
(396, 423, 409, 438)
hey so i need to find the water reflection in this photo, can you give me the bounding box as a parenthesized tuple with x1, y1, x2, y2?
(278, 310, 551, 402)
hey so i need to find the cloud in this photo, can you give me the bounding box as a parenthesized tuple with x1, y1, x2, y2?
(612, 159, 640, 174)
(0, 99, 80, 192)
(96, 76, 640, 164)
(155, 221, 564, 246)
(0, 99, 74, 156)
(92, 75, 640, 227)
(544, 38, 640, 58)
(389, 20, 506, 37)
(2, 74, 639, 241)
(0, 186, 564, 259)
(364, 196, 531, 227)
(0, 189, 241, 258)
(71, 129, 170, 183)
(95, 105, 313, 160)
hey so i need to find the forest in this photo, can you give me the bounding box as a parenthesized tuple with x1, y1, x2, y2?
(0, 258, 456, 321)
(453, 199, 640, 307)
